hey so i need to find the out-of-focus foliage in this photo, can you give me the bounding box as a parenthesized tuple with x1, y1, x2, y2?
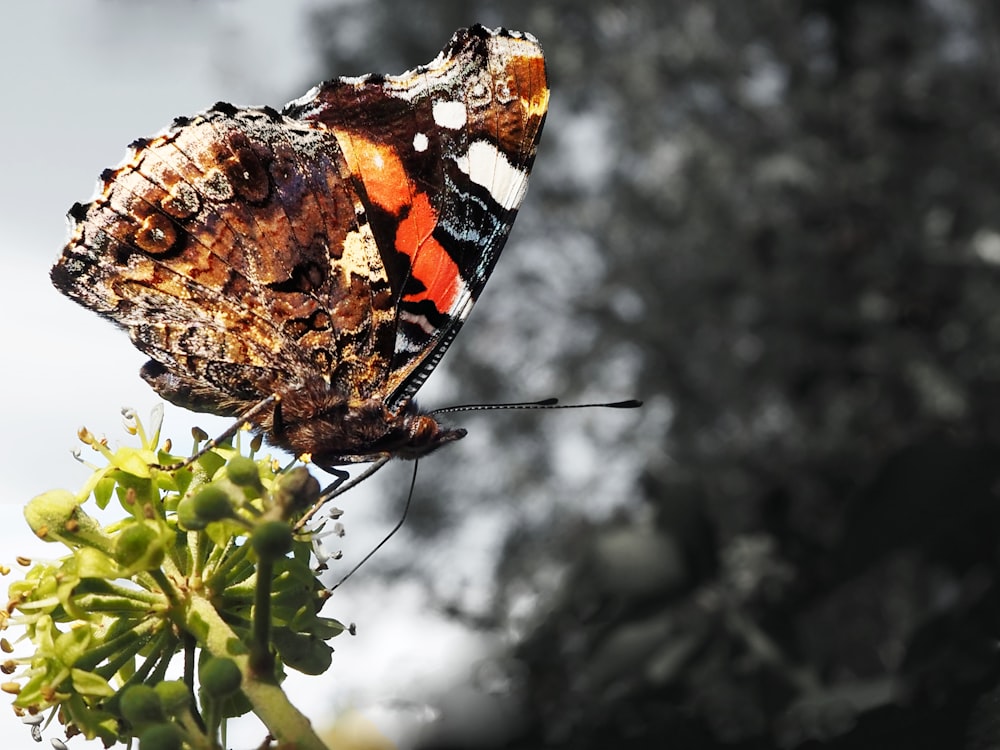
(307, 1, 1000, 748)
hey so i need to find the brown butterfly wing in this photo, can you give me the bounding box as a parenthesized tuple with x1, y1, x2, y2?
(52, 105, 396, 416)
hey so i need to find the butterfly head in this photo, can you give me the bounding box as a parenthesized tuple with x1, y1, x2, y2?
(388, 407, 468, 461)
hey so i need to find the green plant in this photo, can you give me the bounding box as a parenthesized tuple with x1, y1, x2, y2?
(3, 407, 344, 749)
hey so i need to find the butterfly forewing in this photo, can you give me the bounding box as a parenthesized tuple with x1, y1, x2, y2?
(285, 27, 549, 405)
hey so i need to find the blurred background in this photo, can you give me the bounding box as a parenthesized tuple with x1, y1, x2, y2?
(3, 0, 1000, 748)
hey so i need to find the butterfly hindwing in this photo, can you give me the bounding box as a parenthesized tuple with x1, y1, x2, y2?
(285, 25, 549, 404)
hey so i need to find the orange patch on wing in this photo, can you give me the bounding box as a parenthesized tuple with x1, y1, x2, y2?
(336, 129, 460, 312)
(396, 192, 459, 312)
(509, 54, 550, 116)
(335, 131, 411, 214)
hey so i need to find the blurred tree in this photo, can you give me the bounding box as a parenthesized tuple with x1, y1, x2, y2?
(305, 1, 1000, 747)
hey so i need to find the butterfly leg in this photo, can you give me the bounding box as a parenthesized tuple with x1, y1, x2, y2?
(294, 456, 391, 531)
(151, 394, 281, 471)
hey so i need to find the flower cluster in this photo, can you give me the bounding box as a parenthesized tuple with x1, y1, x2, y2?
(4, 407, 343, 748)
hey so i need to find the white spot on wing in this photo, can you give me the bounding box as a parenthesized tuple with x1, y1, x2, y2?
(399, 310, 437, 338)
(413, 132, 429, 152)
(432, 100, 467, 130)
(340, 223, 384, 281)
(454, 140, 530, 211)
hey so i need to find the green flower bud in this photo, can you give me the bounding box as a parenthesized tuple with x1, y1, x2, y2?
(226, 456, 263, 491)
(115, 523, 165, 570)
(251, 521, 293, 561)
(153, 680, 190, 715)
(191, 484, 235, 522)
(24, 490, 113, 552)
(120, 683, 164, 726)
(271, 467, 320, 514)
(199, 656, 242, 698)
(138, 723, 182, 750)
(175, 497, 207, 530)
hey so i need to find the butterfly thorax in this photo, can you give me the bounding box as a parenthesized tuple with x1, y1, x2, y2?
(265, 379, 466, 468)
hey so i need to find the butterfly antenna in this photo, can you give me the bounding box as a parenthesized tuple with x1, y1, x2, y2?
(152, 394, 281, 471)
(432, 397, 642, 415)
(328, 459, 419, 591)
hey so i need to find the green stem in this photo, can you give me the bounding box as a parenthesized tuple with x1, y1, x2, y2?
(187, 529, 203, 580)
(75, 617, 161, 671)
(251, 558, 274, 676)
(182, 632, 207, 732)
(149, 568, 180, 606)
(183, 590, 328, 749)
(205, 537, 252, 590)
(113, 631, 174, 690)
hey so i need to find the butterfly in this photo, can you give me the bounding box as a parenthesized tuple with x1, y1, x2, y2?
(51, 25, 549, 472)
